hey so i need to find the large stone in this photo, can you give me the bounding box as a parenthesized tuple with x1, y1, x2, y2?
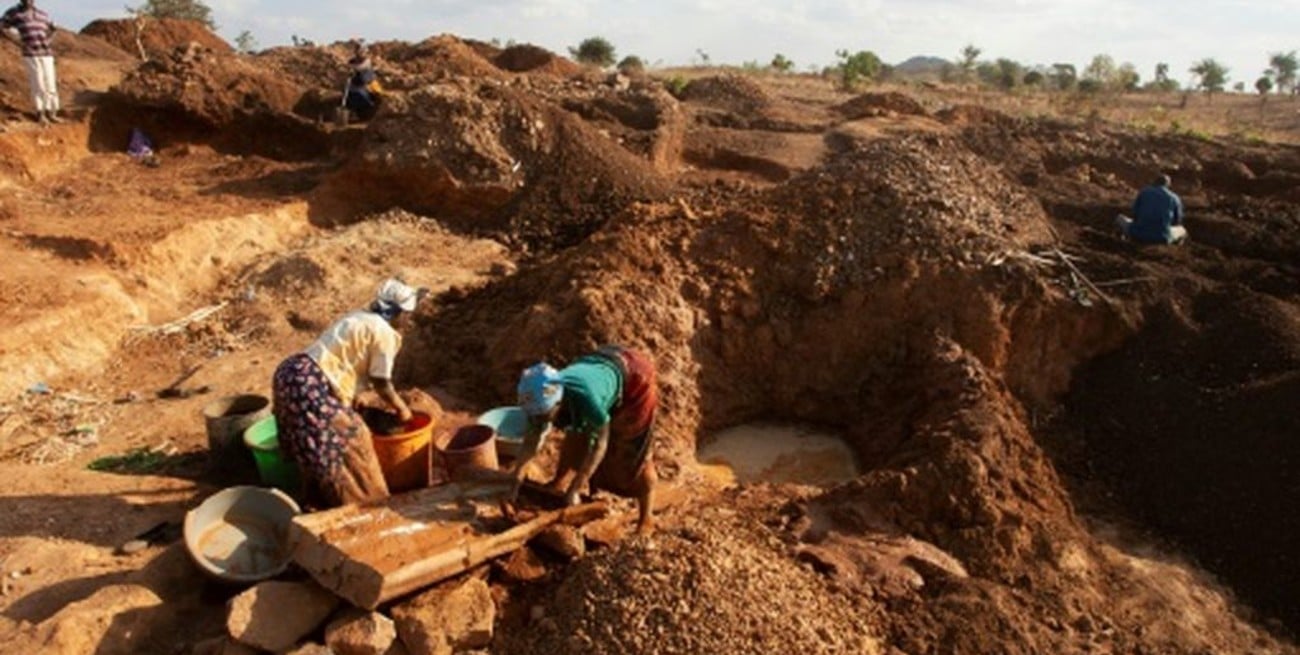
(325, 608, 397, 655)
(498, 546, 547, 583)
(392, 577, 494, 655)
(30, 584, 163, 655)
(226, 580, 339, 652)
(532, 524, 584, 561)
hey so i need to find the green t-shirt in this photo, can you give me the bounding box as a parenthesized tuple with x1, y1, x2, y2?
(556, 355, 622, 442)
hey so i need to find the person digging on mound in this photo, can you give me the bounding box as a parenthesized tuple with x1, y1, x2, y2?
(271, 278, 426, 508)
(510, 346, 659, 535)
(1115, 174, 1188, 245)
(2, 0, 60, 125)
(343, 41, 384, 121)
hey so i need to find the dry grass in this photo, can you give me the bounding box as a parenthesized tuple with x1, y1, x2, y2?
(651, 66, 1300, 145)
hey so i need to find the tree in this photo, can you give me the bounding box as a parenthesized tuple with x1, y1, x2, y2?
(835, 49, 883, 90)
(234, 30, 256, 54)
(568, 37, 616, 67)
(128, 0, 215, 29)
(771, 53, 794, 73)
(1189, 58, 1229, 96)
(617, 56, 644, 74)
(1268, 51, 1297, 94)
(1049, 63, 1077, 91)
(1148, 62, 1179, 92)
(993, 58, 1024, 90)
(1233, 81, 1246, 93)
(1023, 70, 1045, 87)
(1083, 54, 1117, 88)
(957, 44, 981, 80)
(1116, 62, 1140, 91)
(1257, 75, 1274, 109)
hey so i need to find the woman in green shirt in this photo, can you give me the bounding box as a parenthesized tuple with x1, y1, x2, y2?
(511, 345, 659, 534)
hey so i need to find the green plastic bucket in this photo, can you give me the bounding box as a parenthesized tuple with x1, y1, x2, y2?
(242, 416, 300, 493)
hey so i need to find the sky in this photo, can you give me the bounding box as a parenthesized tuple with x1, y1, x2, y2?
(49, 0, 1300, 88)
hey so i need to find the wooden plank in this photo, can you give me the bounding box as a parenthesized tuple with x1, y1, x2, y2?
(288, 479, 607, 609)
(378, 502, 607, 604)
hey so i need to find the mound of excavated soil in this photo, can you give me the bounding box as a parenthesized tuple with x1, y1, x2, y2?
(680, 74, 774, 115)
(1064, 290, 1300, 626)
(316, 79, 669, 248)
(835, 91, 928, 119)
(254, 44, 354, 92)
(80, 17, 231, 61)
(370, 35, 506, 81)
(93, 45, 328, 159)
(498, 501, 884, 654)
(494, 44, 581, 77)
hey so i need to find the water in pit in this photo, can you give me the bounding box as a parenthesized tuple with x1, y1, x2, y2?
(697, 424, 860, 487)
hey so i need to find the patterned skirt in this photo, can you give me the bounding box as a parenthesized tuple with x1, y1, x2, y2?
(271, 354, 388, 507)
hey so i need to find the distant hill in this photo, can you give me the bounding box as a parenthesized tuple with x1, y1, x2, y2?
(894, 55, 950, 77)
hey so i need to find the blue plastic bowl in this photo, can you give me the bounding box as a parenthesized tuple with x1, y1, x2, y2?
(476, 406, 529, 457)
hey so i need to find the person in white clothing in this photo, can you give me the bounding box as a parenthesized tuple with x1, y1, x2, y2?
(2, 0, 60, 124)
(271, 278, 427, 508)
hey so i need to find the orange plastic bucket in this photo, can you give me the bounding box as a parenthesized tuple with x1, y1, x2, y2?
(370, 412, 434, 493)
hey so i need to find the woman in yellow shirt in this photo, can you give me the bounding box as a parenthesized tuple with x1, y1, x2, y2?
(271, 278, 423, 508)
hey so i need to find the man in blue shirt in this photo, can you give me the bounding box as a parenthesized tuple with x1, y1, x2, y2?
(1115, 175, 1187, 245)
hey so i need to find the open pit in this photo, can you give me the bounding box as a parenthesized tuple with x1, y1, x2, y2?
(0, 27, 1298, 655)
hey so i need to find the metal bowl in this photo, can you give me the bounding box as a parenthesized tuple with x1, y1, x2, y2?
(183, 486, 301, 583)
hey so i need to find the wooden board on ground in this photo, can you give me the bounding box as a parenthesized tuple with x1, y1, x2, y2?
(289, 480, 607, 609)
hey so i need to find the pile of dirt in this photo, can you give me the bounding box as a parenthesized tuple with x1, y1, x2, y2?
(1062, 290, 1300, 626)
(495, 44, 581, 77)
(680, 74, 774, 116)
(80, 17, 231, 61)
(498, 497, 884, 654)
(370, 35, 507, 81)
(253, 44, 354, 92)
(936, 102, 1020, 127)
(92, 45, 329, 160)
(834, 91, 928, 119)
(316, 79, 670, 248)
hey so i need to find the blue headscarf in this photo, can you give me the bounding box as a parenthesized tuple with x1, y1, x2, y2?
(517, 363, 564, 416)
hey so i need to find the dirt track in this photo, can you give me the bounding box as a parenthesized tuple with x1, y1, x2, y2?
(0, 23, 1298, 655)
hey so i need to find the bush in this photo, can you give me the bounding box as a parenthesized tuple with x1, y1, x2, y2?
(129, 0, 215, 29)
(834, 49, 883, 90)
(617, 56, 645, 74)
(569, 37, 617, 67)
(664, 75, 688, 98)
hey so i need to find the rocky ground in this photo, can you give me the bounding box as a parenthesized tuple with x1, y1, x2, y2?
(0, 19, 1297, 655)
